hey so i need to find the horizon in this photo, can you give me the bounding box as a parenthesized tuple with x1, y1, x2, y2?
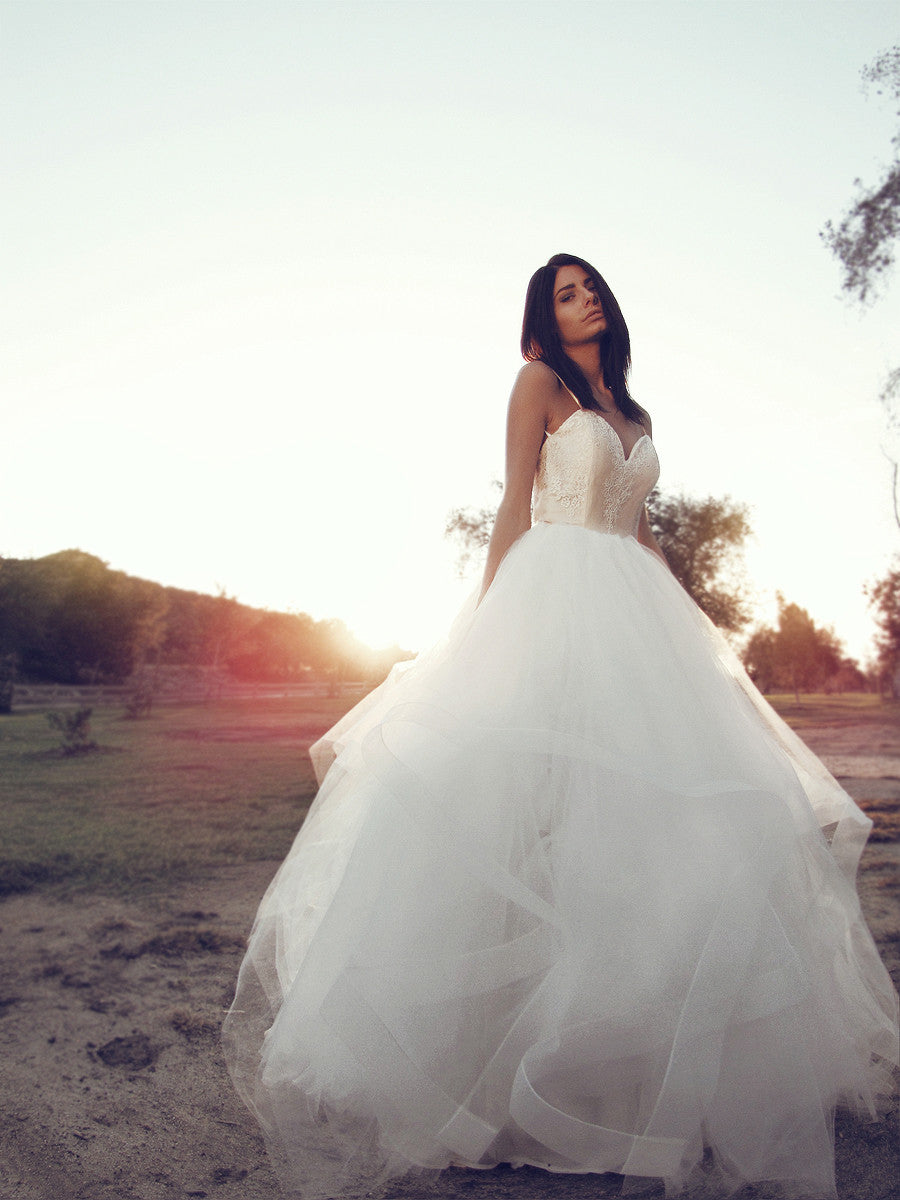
(0, 538, 882, 671)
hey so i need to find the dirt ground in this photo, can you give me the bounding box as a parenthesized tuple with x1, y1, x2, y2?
(1, 724, 898, 1200)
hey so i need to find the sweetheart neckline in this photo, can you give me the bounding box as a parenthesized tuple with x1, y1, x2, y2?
(545, 409, 651, 464)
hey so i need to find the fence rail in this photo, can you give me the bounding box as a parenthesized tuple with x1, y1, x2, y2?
(10, 679, 367, 708)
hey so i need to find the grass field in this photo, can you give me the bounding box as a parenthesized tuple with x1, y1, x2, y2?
(1, 691, 896, 901)
(762, 692, 900, 730)
(0, 694, 356, 898)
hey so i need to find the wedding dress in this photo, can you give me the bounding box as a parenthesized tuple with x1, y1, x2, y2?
(224, 401, 898, 1200)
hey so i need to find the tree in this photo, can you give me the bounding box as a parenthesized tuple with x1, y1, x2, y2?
(877, 366, 900, 529)
(827, 657, 869, 694)
(206, 588, 249, 673)
(743, 595, 843, 701)
(820, 47, 900, 305)
(742, 626, 779, 694)
(444, 481, 502, 578)
(446, 487, 754, 634)
(821, 46, 900, 525)
(866, 556, 900, 696)
(644, 490, 753, 634)
(0, 550, 168, 683)
(0, 550, 412, 687)
(227, 610, 319, 681)
(776, 598, 843, 700)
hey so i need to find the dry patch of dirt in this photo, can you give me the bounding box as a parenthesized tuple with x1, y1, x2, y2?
(1, 740, 897, 1200)
(0, 864, 278, 1200)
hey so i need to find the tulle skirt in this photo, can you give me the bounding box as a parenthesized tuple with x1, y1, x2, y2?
(223, 524, 898, 1199)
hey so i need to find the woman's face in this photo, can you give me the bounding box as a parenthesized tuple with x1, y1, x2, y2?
(552, 264, 606, 348)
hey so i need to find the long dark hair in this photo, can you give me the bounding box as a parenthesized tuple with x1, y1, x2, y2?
(521, 253, 647, 426)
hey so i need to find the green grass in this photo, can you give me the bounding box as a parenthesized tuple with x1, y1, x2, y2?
(0, 695, 357, 899)
(1, 691, 895, 901)
(764, 693, 900, 730)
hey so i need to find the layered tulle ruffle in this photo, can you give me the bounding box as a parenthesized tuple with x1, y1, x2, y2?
(224, 525, 898, 1199)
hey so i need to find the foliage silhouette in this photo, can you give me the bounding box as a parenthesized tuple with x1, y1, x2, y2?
(866, 557, 900, 696)
(821, 46, 900, 527)
(743, 596, 844, 700)
(821, 47, 900, 305)
(0, 550, 411, 686)
(645, 490, 753, 634)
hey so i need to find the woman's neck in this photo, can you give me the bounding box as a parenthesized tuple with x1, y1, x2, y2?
(563, 343, 611, 407)
(564, 342, 602, 385)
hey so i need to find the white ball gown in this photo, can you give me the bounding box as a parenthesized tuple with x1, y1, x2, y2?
(224, 403, 898, 1200)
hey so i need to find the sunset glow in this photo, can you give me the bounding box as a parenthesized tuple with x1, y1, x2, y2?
(3, 1, 898, 662)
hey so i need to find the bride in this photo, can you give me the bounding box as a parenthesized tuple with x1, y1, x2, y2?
(223, 253, 898, 1199)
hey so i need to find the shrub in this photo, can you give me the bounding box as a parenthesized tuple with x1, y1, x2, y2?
(124, 670, 156, 719)
(46, 707, 99, 755)
(0, 654, 15, 715)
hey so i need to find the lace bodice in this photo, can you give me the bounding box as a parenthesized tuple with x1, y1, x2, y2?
(532, 409, 659, 536)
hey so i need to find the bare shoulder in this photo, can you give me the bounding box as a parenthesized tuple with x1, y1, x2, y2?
(635, 403, 652, 436)
(515, 360, 564, 396)
(509, 361, 560, 420)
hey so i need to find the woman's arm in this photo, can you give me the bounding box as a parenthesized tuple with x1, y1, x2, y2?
(477, 364, 552, 604)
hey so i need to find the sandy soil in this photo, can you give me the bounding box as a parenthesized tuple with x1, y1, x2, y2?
(1, 720, 898, 1200)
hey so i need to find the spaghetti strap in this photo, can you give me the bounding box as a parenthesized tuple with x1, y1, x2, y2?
(546, 366, 582, 409)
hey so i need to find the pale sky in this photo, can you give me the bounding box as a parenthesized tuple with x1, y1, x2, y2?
(3, 0, 899, 661)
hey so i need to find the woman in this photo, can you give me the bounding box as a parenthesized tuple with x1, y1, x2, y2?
(224, 254, 898, 1200)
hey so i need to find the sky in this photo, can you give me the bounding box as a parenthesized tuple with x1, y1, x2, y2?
(2, 0, 899, 661)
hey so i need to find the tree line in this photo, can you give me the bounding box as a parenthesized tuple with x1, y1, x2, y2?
(3, 508, 897, 705)
(0, 549, 411, 689)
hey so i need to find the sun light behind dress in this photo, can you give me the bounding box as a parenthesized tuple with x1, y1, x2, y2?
(223, 403, 898, 1200)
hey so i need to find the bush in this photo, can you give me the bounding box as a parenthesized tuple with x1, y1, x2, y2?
(0, 653, 15, 715)
(46, 707, 99, 755)
(124, 670, 156, 719)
